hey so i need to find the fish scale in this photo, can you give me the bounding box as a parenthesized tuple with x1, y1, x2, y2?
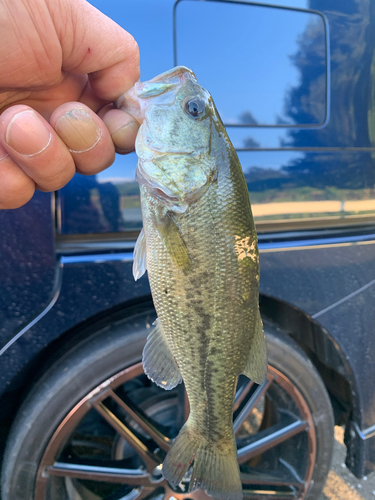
(117, 66, 267, 500)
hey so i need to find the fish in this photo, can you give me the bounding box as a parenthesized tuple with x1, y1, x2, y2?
(116, 66, 267, 500)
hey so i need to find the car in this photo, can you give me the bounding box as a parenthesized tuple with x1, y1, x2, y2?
(1, 0, 375, 499)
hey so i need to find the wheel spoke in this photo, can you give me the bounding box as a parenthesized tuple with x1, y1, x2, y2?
(234, 375, 274, 435)
(234, 379, 254, 413)
(240, 471, 302, 488)
(93, 400, 162, 471)
(107, 390, 172, 452)
(65, 477, 102, 500)
(46, 462, 161, 486)
(101, 486, 157, 500)
(237, 419, 308, 464)
(242, 489, 296, 499)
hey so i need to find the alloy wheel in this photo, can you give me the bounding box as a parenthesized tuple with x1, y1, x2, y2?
(35, 362, 316, 500)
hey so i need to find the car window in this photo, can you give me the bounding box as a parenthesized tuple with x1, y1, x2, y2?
(175, 0, 328, 127)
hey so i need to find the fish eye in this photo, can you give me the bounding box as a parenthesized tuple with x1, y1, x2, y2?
(185, 98, 205, 118)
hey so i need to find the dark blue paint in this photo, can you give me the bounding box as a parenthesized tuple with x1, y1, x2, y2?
(1, 0, 375, 481)
(0, 192, 56, 346)
(0, 259, 151, 393)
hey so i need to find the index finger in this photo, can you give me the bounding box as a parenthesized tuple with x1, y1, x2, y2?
(51, 0, 140, 101)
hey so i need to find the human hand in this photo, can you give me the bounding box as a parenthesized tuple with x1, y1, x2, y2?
(0, 0, 140, 209)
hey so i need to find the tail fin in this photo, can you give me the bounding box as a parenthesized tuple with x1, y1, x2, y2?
(162, 422, 242, 500)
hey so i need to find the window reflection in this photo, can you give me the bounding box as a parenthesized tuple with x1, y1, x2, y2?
(59, 154, 142, 235)
(175, 0, 327, 126)
(240, 151, 375, 223)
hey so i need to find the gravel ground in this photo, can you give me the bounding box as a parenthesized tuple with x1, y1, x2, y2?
(319, 427, 375, 500)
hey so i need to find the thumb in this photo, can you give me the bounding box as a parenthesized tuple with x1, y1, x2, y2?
(50, 0, 140, 101)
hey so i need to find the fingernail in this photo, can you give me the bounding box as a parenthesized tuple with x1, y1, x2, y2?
(6, 110, 51, 156)
(55, 109, 102, 153)
(112, 121, 139, 153)
(0, 143, 9, 161)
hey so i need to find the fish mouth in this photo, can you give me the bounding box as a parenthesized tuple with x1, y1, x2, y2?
(115, 66, 196, 123)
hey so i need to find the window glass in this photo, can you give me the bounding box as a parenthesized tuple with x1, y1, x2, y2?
(175, 0, 327, 126)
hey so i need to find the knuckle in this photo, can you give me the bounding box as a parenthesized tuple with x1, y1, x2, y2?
(76, 151, 115, 175)
(118, 33, 140, 79)
(37, 156, 76, 191)
(127, 35, 140, 59)
(127, 37, 140, 74)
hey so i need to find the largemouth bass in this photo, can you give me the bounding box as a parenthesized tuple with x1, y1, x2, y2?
(116, 66, 267, 500)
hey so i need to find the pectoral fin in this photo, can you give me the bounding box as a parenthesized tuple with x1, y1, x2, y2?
(242, 311, 268, 384)
(133, 228, 147, 281)
(143, 319, 182, 390)
(156, 213, 192, 272)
